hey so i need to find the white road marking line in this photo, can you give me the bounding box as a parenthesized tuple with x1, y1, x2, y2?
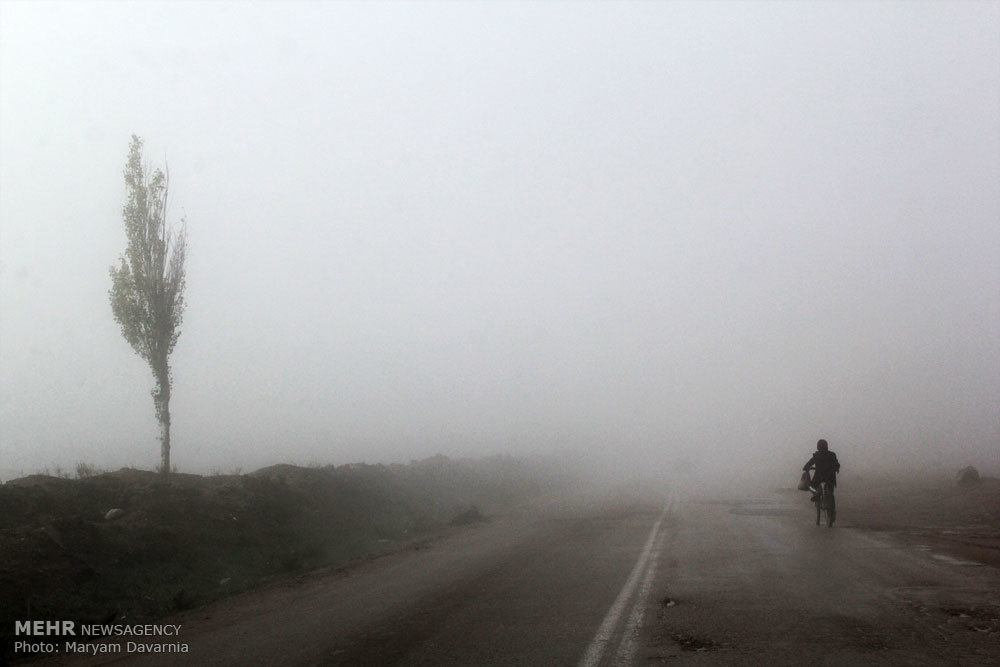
(577, 494, 673, 667)
(610, 527, 666, 667)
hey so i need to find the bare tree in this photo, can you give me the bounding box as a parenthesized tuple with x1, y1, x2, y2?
(109, 135, 187, 477)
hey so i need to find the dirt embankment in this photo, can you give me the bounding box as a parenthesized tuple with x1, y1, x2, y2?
(776, 471, 1000, 567)
(0, 455, 560, 661)
(838, 472, 1000, 567)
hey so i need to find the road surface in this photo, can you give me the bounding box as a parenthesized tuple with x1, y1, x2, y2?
(42, 489, 1000, 665)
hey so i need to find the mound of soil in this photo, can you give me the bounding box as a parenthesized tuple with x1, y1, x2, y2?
(0, 456, 550, 660)
(837, 473, 1000, 567)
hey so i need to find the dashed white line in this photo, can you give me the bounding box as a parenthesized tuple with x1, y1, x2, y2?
(577, 493, 673, 667)
(610, 526, 666, 666)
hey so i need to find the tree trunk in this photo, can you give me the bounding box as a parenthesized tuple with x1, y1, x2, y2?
(153, 361, 171, 478)
(159, 396, 170, 478)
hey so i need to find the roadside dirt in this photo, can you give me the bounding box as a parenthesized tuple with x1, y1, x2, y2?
(0, 456, 553, 663)
(782, 472, 1000, 567)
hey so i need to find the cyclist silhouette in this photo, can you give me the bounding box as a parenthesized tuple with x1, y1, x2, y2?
(803, 439, 840, 502)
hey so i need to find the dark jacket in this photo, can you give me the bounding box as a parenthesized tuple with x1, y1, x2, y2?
(803, 450, 840, 487)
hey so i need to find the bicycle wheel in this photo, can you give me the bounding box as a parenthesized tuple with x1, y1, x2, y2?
(815, 495, 821, 525)
(823, 485, 835, 527)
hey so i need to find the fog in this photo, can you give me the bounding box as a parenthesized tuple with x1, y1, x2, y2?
(1, 2, 997, 483)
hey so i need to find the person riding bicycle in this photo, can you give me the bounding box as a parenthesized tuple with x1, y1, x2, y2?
(803, 439, 840, 502)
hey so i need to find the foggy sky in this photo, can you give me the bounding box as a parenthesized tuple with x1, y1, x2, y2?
(1, 2, 998, 479)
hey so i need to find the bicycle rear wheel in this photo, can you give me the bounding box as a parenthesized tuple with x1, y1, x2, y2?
(823, 485, 835, 527)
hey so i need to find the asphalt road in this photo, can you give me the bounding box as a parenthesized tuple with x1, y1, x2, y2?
(43, 489, 1000, 666)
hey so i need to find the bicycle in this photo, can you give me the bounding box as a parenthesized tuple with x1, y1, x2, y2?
(814, 481, 835, 527)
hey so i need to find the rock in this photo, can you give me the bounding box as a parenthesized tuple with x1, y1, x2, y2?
(956, 466, 980, 487)
(449, 504, 484, 526)
(104, 508, 126, 520)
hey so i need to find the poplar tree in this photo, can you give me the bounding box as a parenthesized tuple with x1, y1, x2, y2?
(109, 135, 187, 477)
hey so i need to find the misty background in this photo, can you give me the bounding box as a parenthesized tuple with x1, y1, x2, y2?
(1, 2, 997, 483)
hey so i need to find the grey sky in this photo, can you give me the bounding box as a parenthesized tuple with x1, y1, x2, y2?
(1, 1, 997, 478)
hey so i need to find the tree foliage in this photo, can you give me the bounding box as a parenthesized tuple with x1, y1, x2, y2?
(109, 135, 187, 475)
